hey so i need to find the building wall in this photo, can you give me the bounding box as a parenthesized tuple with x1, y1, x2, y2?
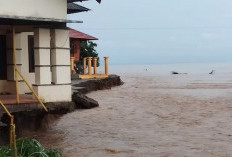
(20, 30, 72, 102)
(0, 29, 72, 102)
(70, 39, 81, 61)
(0, 32, 35, 94)
(75, 40, 81, 61)
(36, 28, 71, 102)
(0, 80, 15, 94)
(0, 0, 67, 20)
(20, 32, 35, 94)
(0, 30, 16, 94)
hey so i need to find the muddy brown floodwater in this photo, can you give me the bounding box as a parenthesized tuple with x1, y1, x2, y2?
(25, 74, 232, 157)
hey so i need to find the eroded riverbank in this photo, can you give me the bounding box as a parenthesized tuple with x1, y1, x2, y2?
(0, 75, 122, 145)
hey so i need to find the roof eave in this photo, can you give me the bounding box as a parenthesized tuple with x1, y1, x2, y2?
(0, 15, 83, 26)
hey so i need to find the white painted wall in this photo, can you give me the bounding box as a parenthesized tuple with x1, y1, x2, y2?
(33, 85, 72, 102)
(1, 32, 37, 94)
(0, 30, 16, 94)
(0, 0, 67, 20)
(52, 66, 71, 84)
(0, 29, 72, 102)
(20, 32, 35, 87)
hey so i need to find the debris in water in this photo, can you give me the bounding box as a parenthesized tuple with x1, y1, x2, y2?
(209, 70, 215, 75)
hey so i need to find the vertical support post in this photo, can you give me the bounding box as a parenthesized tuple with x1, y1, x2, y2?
(70, 57, 75, 74)
(9, 118, 13, 147)
(10, 116, 17, 157)
(87, 57, 92, 76)
(0, 101, 17, 157)
(33, 28, 52, 103)
(12, 26, 19, 104)
(93, 57, 97, 75)
(50, 29, 70, 85)
(34, 28, 51, 85)
(104, 57, 109, 76)
(83, 57, 87, 75)
(11, 117, 17, 157)
(49, 28, 72, 102)
(13, 124, 17, 157)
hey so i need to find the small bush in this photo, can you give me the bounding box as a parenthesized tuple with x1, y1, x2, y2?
(0, 146, 13, 157)
(0, 137, 62, 157)
(45, 149, 62, 157)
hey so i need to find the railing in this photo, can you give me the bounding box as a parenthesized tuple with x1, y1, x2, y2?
(70, 57, 75, 74)
(14, 68, 48, 112)
(0, 26, 48, 157)
(78, 57, 109, 79)
(0, 100, 17, 157)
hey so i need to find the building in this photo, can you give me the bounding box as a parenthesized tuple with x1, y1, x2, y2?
(0, 0, 101, 104)
(69, 28, 98, 62)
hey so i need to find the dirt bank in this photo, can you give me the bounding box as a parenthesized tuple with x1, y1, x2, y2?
(0, 75, 123, 145)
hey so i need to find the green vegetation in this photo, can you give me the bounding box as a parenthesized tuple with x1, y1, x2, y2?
(80, 41, 99, 66)
(0, 146, 12, 157)
(0, 137, 62, 157)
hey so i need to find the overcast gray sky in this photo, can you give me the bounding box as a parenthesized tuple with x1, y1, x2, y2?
(68, 0, 232, 65)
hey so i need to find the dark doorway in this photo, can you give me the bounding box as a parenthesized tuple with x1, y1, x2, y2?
(28, 35, 35, 73)
(0, 35, 7, 80)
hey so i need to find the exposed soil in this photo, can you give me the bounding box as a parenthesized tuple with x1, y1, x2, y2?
(0, 75, 123, 145)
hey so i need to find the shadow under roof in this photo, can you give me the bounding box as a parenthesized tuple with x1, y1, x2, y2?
(68, 3, 90, 14)
(68, 0, 88, 2)
(67, 0, 101, 3)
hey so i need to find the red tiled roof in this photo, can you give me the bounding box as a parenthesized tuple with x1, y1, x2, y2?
(69, 28, 98, 40)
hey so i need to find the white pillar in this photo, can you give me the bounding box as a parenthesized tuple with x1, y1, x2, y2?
(49, 28, 72, 102)
(33, 28, 51, 85)
(87, 57, 92, 76)
(32, 28, 71, 102)
(32, 28, 53, 102)
(51, 29, 71, 84)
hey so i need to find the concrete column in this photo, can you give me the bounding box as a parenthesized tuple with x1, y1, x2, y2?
(32, 28, 72, 103)
(32, 28, 52, 102)
(87, 57, 92, 76)
(104, 57, 109, 76)
(93, 57, 97, 74)
(83, 57, 87, 74)
(33, 28, 51, 85)
(70, 57, 75, 74)
(6, 33, 22, 81)
(50, 29, 71, 84)
(48, 28, 72, 102)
